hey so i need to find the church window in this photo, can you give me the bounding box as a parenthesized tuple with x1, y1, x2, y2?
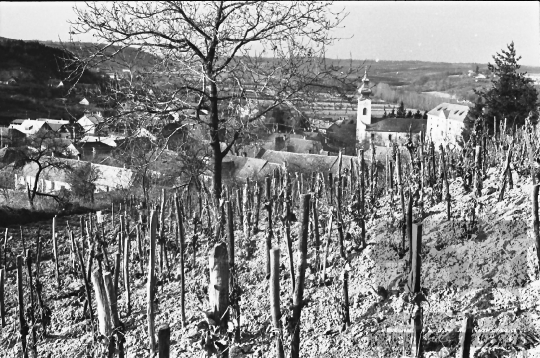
(363, 108, 367, 115)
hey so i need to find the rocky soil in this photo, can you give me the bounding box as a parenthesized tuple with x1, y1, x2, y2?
(1, 166, 540, 357)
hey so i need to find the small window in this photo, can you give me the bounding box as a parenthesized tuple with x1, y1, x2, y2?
(363, 108, 367, 115)
(454, 110, 459, 114)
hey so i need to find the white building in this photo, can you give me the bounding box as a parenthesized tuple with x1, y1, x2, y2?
(77, 113, 104, 135)
(426, 103, 470, 146)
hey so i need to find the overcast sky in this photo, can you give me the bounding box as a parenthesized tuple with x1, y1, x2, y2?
(1, 1, 538, 66)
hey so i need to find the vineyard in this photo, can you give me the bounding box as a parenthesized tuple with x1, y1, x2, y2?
(1, 120, 540, 358)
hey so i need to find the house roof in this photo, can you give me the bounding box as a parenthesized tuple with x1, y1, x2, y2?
(366, 118, 427, 133)
(79, 136, 117, 147)
(78, 114, 104, 125)
(10, 119, 26, 125)
(427, 102, 470, 122)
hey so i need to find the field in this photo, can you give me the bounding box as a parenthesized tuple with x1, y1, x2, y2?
(1, 127, 540, 357)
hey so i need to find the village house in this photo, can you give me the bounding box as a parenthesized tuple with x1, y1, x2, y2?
(15, 158, 133, 194)
(46, 79, 64, 88)
(426, 102, 470, 146)
(77, 113, 105, 135)
(9, 119, 53, 135)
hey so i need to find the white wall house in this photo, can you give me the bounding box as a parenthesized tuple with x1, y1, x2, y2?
(77, 114, 104, 135)
(426, 103, 470, 146)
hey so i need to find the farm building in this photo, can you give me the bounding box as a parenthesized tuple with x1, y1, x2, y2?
(426, 102, 470, 146)
(15, 158, 133, 194)
(362, 117, 427, 146)
(205, 154, 282, 184)
(256, 148, 361, 175)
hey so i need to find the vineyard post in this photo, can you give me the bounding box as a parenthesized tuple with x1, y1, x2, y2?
(370, 140, 376, 201)
(52, 215, 60, 288)
(17, 255, 28, 358)
(158, 324, 170, 358)
(358, 149, 366, 246)
(75, 238, 94, 332)
(159, 189, 166, 275)
(312, 197, 320, 273)
(474, 145, 483, 197)
(104, 271, 125, 356)
(265, 176, 273, 278)
(342, 269, 350, 328)
(114, 252, 121, 299)
(321, 211, 333, 284)
(270, 248, 285, 358)
(0, 268, 4, 327)
(243, 184, 250, 238)
(291, 194, 310, 358)
(124, 229, 131, 316)
(136, 224, 144, 275)
(419, 136, 425, 218)
(2, 229, 7, 269)
(458, 316, 473, 358)
(91, 267, 112, 337)
(409, 223, 423, 357)
(103, 272, 120, 327)
(328, 172, 333, 206)
(209, 242, 229, 331)
(439, 145, 451, 220)
(429, 141, 436, 187)
(226, 201, 235, 290)
(498, 143, 513, 202)
(236, 189, 244, 231)
(174, 194, 186, 327)
(35, 235, 42, 278)
(20, 226, 26, 256)
(254, 182, 262, 234)
(147, 210, 158, 353)
(284, 172, 295, 294)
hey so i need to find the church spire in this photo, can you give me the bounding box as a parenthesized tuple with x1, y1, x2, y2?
(358, 69, 372, 100)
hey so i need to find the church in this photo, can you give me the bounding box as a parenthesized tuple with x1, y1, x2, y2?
(355, 71, 469, 147)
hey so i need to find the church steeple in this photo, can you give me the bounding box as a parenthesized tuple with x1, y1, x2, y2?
(358, 69, 372, 99)
(356, 68, 372, 144)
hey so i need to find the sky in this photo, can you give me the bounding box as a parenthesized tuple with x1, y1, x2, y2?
(0, 1, 539, 67)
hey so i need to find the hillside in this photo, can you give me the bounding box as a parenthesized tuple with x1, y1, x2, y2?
(0, 37, 111, 125)
(0, 146, 539, 357)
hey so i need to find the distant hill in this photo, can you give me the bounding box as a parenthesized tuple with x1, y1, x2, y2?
(38, 40, 159, 73)
(0, 37, 110, 125)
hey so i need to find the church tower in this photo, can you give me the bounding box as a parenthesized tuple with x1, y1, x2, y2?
(356, 70, 372, 143)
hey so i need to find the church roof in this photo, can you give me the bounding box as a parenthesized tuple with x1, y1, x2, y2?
(366, 118, 427, 133)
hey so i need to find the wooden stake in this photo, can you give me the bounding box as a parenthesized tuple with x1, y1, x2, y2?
(124, 230, 131, 316)
(158, 324, 170, 358)
(208, 242, 229, 331)
(174, 194, 186, 327)
(291, 194, 310, 358)
(52, 216, 60, 287)
(270, 248, 285, 358)
(17, 255, 28, 358)
(342, 269, 350, 328)
(0, 268, 4, 327)
(408, 223, 423, 357)
(458, 316, 473, 358)
(91, 267, 112, 337)
(147, 210, 158, 353)
(103, 272, 120, 328)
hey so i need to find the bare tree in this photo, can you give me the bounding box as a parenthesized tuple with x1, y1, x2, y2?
(69, 1, 360, 200)
(14, 130, 75, 208)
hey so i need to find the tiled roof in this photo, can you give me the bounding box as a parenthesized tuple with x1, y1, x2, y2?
(427, 102, 470, 122)
(366, 118, 427, 133)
